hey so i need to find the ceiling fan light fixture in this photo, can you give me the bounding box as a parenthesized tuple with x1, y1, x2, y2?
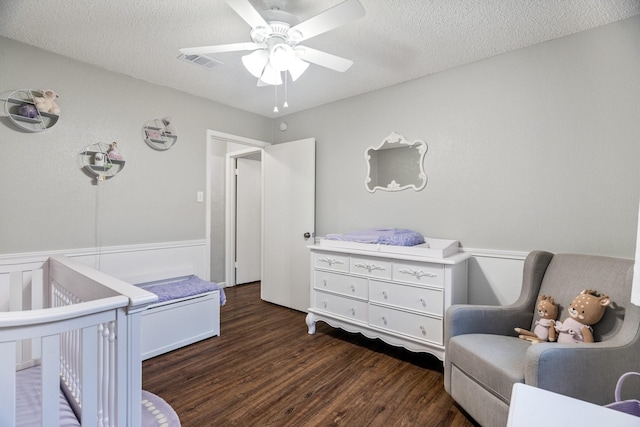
(242, 49, 269, 78)
(287, 29, 303, 43)
(288, 57, 310, 81)
(182, 0, 366, 108)
(249, 26, 271, 44)
(269, 43, 295, 71)
(260, 62, 283, 86)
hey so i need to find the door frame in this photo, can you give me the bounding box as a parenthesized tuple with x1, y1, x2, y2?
(206, 130, 269, 287)
(234, 155, 263, 285)
(225, 147, 262, 287)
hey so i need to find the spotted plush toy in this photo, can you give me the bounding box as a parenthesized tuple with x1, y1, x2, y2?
(549, 289, 611, 343)
(515, 295, 558, 344)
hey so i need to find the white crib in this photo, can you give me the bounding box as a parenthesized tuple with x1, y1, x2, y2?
(0, 255, 157, 426)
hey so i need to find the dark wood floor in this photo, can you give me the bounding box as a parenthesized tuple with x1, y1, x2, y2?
(142, 282, 478, 426)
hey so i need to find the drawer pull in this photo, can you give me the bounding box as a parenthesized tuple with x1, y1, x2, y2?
(382, 316, 387, 325)
(323, 301, 328, 308)
(398, 268, 437, 280)
(382, 290, 388, 299)
(420, 325, 426, 335)
(351, 308, 356, 316)
(419, 298, 426, 306)
(354, 262, 386, 273)
(318, 257, 345, 267)
(323, 279, 327, 286)
(351, 284, 356, 292)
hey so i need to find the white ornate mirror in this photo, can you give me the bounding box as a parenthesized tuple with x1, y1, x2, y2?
(364, 132, 428, 192)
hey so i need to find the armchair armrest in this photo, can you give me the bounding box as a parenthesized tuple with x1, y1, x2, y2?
(445, 250, 554, 344)
(445, 303, 533, 340)
(525, 311, 640, 406)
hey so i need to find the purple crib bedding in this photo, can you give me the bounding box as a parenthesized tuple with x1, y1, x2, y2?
(16, 365, 80, 427)
(16, 366, 178, 427)
(142, 275, 226, 306)
(325, 228, 425, 247)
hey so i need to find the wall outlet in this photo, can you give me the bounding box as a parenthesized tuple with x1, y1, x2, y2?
(197, 191, 204, 202)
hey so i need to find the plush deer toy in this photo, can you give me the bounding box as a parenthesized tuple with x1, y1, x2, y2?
(549, 289, 611, 343)
(515, 295, 558, 344)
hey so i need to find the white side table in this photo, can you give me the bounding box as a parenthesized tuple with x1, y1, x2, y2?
(508, 383, 639, 426)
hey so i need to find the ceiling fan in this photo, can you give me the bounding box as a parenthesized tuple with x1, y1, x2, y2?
(179, 0, 366, 86)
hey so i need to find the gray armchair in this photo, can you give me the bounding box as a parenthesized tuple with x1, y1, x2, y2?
(444, 250, 640, 427)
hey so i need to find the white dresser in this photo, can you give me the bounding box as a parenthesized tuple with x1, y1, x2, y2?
(306, 244, 470, 361)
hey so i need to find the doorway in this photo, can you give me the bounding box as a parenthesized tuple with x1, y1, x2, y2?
(206, 131, 316, 312)
(206, 130, 269, 287)
(232, 152, 262, 285)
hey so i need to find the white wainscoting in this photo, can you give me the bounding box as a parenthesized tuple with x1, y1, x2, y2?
(0, 240, 210, 285)
(0, 241, 527, 307)
(463, 248, 528, 306)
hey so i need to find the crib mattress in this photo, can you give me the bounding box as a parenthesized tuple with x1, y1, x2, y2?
(16, 365, 80, 427)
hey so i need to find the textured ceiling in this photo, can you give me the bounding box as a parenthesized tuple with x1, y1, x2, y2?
(1, 0, 639, 118)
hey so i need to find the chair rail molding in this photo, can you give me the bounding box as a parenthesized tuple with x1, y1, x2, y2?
(0, 240, 210, 283)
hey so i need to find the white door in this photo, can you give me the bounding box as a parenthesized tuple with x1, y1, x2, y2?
(235, 157, 262, 284)
(262, 138, 315, 311)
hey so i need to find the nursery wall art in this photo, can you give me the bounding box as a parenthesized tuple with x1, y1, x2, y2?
(143, 117, 177, 150)
(4, 89, 60, 132)
(80, 141, 126, 182)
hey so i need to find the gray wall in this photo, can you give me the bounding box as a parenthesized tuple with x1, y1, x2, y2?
(275, 16, 640, 259)
(2, 13, 640, 278)
(0, 36, 272, 256)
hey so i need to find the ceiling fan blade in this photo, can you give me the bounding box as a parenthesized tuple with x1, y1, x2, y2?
(226, 0, 269, 30)
(287, 0, 365, 42)
(179, 42, 263, 55)
(296, 47, 354, 72)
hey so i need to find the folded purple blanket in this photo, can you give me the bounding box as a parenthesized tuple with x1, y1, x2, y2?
(143, 275, 226, 305)
(325, 228, 425, 247)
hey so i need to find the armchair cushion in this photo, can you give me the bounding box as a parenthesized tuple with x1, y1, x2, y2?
(447, 334, 530, 401)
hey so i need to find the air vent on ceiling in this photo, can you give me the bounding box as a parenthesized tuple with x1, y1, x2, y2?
(177, 53, 221, 69)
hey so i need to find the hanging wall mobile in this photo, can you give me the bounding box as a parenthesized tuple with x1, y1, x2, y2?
(142, 117, 177, 150)
(3, 89, 60, 132)
(80, 142, 125, 182)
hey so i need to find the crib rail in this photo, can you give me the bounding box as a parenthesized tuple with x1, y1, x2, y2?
(0, 255, 157, 427)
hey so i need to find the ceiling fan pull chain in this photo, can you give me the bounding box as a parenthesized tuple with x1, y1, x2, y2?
(273, 84, 279, 113)
(284, 73, 289, 109)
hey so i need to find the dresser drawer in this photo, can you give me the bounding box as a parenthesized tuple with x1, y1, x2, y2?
(313, 291, 368, 323)
(369, 304, 443, 345)
(350, 255, 392, 279)
(314, 251, 349, 273)
(314, 270, 368, 299)
(392, 260, 444, 287)
(369, 280, 444, 316)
